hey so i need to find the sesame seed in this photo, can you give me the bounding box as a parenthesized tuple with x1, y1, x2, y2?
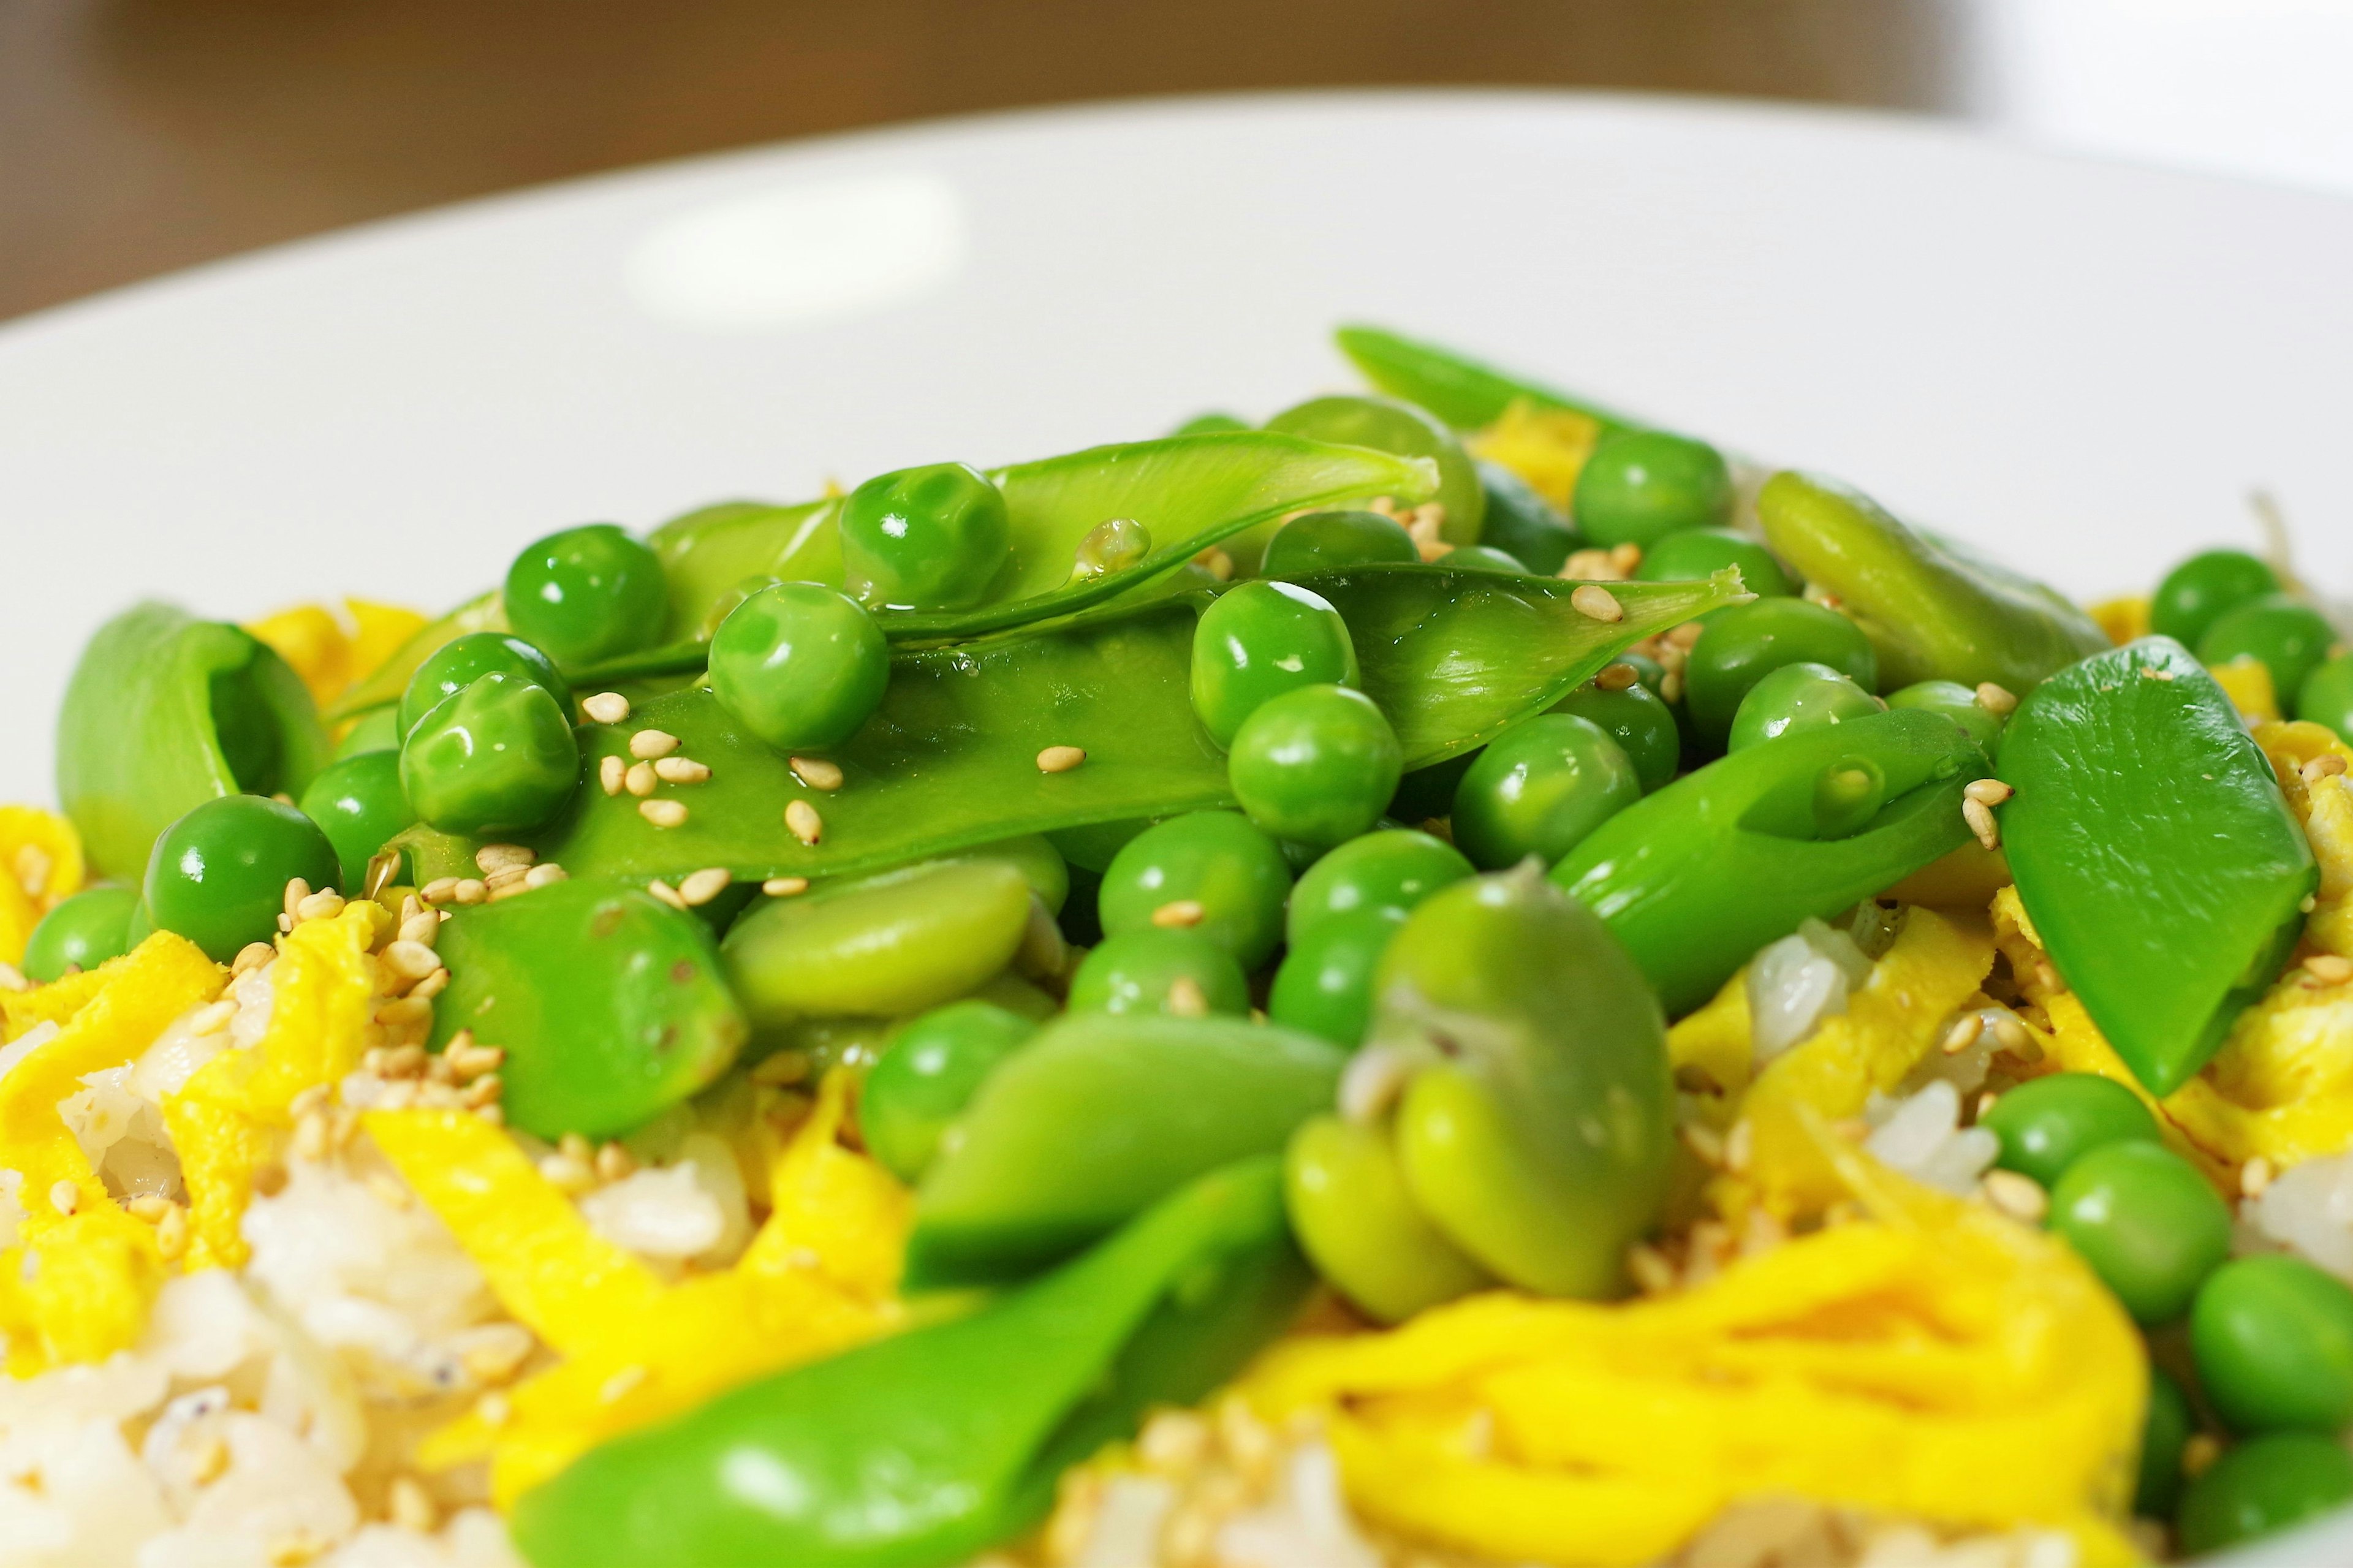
(453, 879, 488, 906)
(1974, 681, 2018, 717)
(2309, 954, 2353, 985)
(282, 877, 312, 924)
(363, 849, 403, 903)
(1596, 663, 1640, 692)
(1660, 670, 1686, 704)
(1981, 1170, 2048, 1222)
(1679, 1122, 1727, 1167)
(1151, 899, 1205, 928)
(1036, 745, 1086, 774)
(1666, 621, 1707, 651)
(1569, 586, 1624, 624)
(377, 996, 433, 1028)
(1607, 542, 1643, 576)
(156, 1204, 188, 1262)
(383, 941, 441, 980)
(49, 1180, 77, 1216)
(1989, 1012, 2032, 1054)
(789, 756, 844, 792)
(477, 1392, 512, 1428)
(0, 961, 26, 993)
(1962, 797, 2001, 850)
(189, 999, 237, 1036)
(1558, 547, 1622, 581)
(646, 879, 688, 911)
(2303, 754, 2350, 784)
(539, 1152, 597, 1194)
(599, 754, 626, 795)
(389, 1476, 439, 1534)
(1722, 1119, 1754, 1173)
(680, 868, 732, 906)
(126, 1194, 172, 1223)
(653, 756, 711, 784)
(1941, 1015, 1980, 1055)
(1627, 1244, 1678, 1295)
(292, 1111, 330, 1163)
(599, 1365, 647, 1404)
(1165, 976, 1210, 1017)
(624, 760, 657, 798)
(785, 800, 824, 846)
(268, 1530, 330, 1567)
(1195, 547, 1235, 581)
(1963, 778, 2014, 806)
(582, 692, 631, 724)
(639, 798, 689, 829)
(763, 876, 810, 897)
(421, 876, 461, 905)
(629, 729, 680, 760)
(2243, 1156, 2276, 1198)
(525, 863, 569, 889)
(596, 1142, 637, 1182)
(477, 844, 537, 874)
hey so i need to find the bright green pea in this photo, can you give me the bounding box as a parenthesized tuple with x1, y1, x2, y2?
(504, 523, 669, 667)
(1286, 827, 1473, 945)
(1552, 678, 1681, 793)
(1726, 661, 1882, 752)
(1260, 510, 1418, 577)
(2298, 653, 2353, 741)
(1268, 906, 1404, 1047)
(1451, 714, 1640, 869)
(143, 795, 341, 962)
(2136, 1366, 2194, 1518)
(123, 898, 154, 950)
(400, 672, 580, 837)
(1982, 1072, 2161, 1189)
(1683, 598, 1879, 746)
(1885, 679, 2004, 752)
(1229, 685, 1403, 851)
(298, 750, 417, 891)
(1437, 545, 1528, 575)
(2192, 1255, 2353, 1434)
(2199, 593, 2342, 708)
(1387, 751, 1479, 824)
(1098, 811, 1292, 972)
(333, 706, 401, 762)
(1172, 411, 1250, 436)
(1189, 581, 1359, 749)
(1285, 1113, 1491, 1324)
(1634, 526, 1794, 598)
(2151, 548, 2279, 650)
(1474, 460, 1577, 576)
(861, 1002, 1038, 1183)
(1264, 394, 1483, 545)
(839, 461, 1010, 611)
(708, 582, 890, 752)
(2048, 1141, 2233, 1325)
(1045, 819, 1153, 874)
(21, 884, 142, 982)
(1571, 431, 1732, 549)
(1067, 926, 1250, 1018)
(2178, 1432, 2353, 1556)
(399, 632, 567, 741)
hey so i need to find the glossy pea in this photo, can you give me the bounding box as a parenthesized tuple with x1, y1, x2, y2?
(398, 632, 567, 741)
(2199, 593, 2342, 710)
(1046, 818, 1153, 875)
(1571, 430, 1733, 549)
(1260, 509, 1418, 576)
(2135, 1366, 2194, 1518)
(1285, 1114, 1491, 1324)
(1885, 679, 2004, 752)
(2047, 1141, 2232, 1324)
(2151, 548, 2279, 651)
(1634, 526, 1794, 598)
(143, 795, 341, 962)
(1264, 394, 1484, 544)
(1067, 926, 1250, 1018)
(1437, 545, 1528, 575)
(1450, 714, 1640, 869)
(1387, 750, 1479, 824)
(1268, 906, 1404, 1047)
(333, 706, 401, 761)
(1229, 684, 1403, 850)
(1286, 827, 1473, 945)
(1683, 597, 1879, 746)
(21, 884, 142, 983)
(1552, 677, 1681, 793)
(1982, 1072, 2161, 1189)
(1189, 580, 1360, 749)
(504, 523, 669, 667)
(400, 672, 580, 837)
(2192, 1255, 2353, 1434)
(708, 582, 890, 752)
(839, 461, 1011, 611)
(1726, 661, 1882, 752)
(1098, 811, 1292, 972)
(298, 750, 417, 891)
(1473, 459, 1577, 577)
(2177, 1432, 2353, 1556)
(861, 1002, 1039, 1183)
(2300, 654, 2353, 741)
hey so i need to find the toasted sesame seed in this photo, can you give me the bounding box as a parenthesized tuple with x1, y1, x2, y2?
(629, 729, 680, 760)
(1195, 547, 1235, 581)
(1165, 976, 1210, 1017)
(645, 879, 688, 911)
(680, 868, 732, 906)
(477, 844, 537, 874)
(1596, 663, 1640, 692)
(282, 878, 312, 923)
(1989, 1012, 2033, 1054)
(1627, 1244, 1678, 1295)
(453, 879, 488, 906)
(1962, 797, 2001, 850)
(1982, 1169, 2048, 1222)
(477, 1392, 512, 1428)
(763, 876, 810, 897)
(383, 940, 442, 980)
(599, 754, 627, 795)
(1570, 585, 1624, 623)
(786, 800, 823, 846)
(126, 1194, 173, 1223)
(1977, 1090, 2001, 1119)
(1151, 899, 1205, 929)
(292, 1111, 330, 1163)
(461, 1074, 502, 1109)
(189, 999, 237, 1036)
(558, 1131, 594, 1164)
(1558, 547, 1621, 581)
(539, 1152, 596, 1193)
(388, 1476, 439, 1534)
(2304, 754, 2350, 784)
(624, 760, 657, 798)
(1660, 670, 1686, 705)
(1722, 1119, 1754, 1173)
(421, 876, 461, 905)
(525, 863, 569, 889)
(789, 757, 844, 792)
(1974, 681, 2018, 717)
(1941, 1015, 1981, 1055)
(363, 849, 403, 903)
(156, 1203, 189, 1261)
(654, 756, 711, 784)
(2308, 954, 2353, 985)
(1679, 1122, 1727, 1167)
(596, 1142, 637, 1182)
(1607, 542, 1643, 576)
(1963, 778, 2014, 806)
(1666, 621, 1708, 651)
(0, 961, 26, 993)
(582, 692, 632, 725)
(2242, 1156, 2276, 1198)
(49, 1180, 77, 1216)
(377, 996, 433, 1028)
(639, 798, 689, 829)
(1036, 745, 1086, 774)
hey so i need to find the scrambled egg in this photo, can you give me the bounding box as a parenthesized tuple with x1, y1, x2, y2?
(246, 597, 428, 710)
(1464, 400, 1602, 512)
(0, 806, 85, 969)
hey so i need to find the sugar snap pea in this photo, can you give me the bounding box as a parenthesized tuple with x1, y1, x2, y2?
(1333, 323, 1640, 437)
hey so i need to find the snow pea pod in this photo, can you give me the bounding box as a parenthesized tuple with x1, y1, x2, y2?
(510, 1157, 1306, 1568)
(58, 602, 331, 879)
(1333, 323, 1641, 437)
(326, 589, 504, 722)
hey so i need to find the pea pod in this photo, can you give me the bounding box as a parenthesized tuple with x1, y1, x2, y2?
(327, 589, 505, 722)
(510, 1157, 1308, 1568)
(1333, 323, 1640, 437)
(58, 602, 331, 878)
(905, 1012, 1344, 1289)
(1998, 637, 2314, 1094)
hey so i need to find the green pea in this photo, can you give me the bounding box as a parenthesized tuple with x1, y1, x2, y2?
(1387, 751, 1479, 824)
(333, 706, 401, 762)
(123, 897, 154, 950)
(1045, 819, 1153, 875)
(1099, 811, 1292, 972)
(1726, 661, 1882, 752)
(2151, 548, 2279, 651)
(1616, 650, 1669, 699)
(2136, 1365, 2193, 1518)
(1552, 678, 1681, 793)
(1286, 827, 1473, 945)
(21, 884, 142, 983)
(1634, 526, 1793, 598)
(1474, 460, 1577, 577)
(1450, 714, 1639, 870)
(2192, 1254, 2353, 1434)
(398, 632, 567, 741)
(1229, 685, 1403, 851)
(2047, 1141, 2233, 1324)
(1436, 545, 1528, 575)
(400, 672, 580, 837)
(1683, 598, 1879, 746)
(861, 1002, 1037, 1183)
(1982, 1072, 2161, 1189)
(1172, 411, 1250, 435)
(1264, 394, 1483, 545)
(1885, 679, 2004, 752)
(2299, 653, 2353, 741)
(1269, 906, 1404, 1047)
(143, 795, 341, 961)
(1260, 510, 1417, 577)
(433, 878, 746, 1141)
(1285, 1113, 1491, 1324)
(298, 750, 417, 892)
(1067, 927, 1250, 1018)
(708, 583, 890, 752)
(2178, 1432, 2353, 1556)
(504, 523, 669, 667)
(1189, 580, 1360, 749)
(839, 461, 1010, 611)
(1571, 431, 1732, 550)
(2199, 593, 2342, 708)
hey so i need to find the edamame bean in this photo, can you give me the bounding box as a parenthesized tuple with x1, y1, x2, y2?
(298, 749, 417, 891)
(861, 1001, 1039, 1183)
(399, 632, 568, 741)
(2047, 1141, 2232, 1324)
(2192, 1254, 2353, 1434)
(839, 461, 1011, 611)
(1286, 827, 1472, 944)
(1098, 811, 1292, 971)
(2199, 593, 2341, 709)
(505, 523, 669, 667)
(1726, 661, 1882, 752)
(1067, 926, 1250, 1018)
(1885, 679, 2004, 752)
(2151, 548, 2279, 651)
(708, 583, 890, 752)
(1683, 598, 1879, 746)
(143, 795, 344, 962)
(1552, 677, 1681, 793)
(1268, 906, 1404, 1047)
(1634, 526, 1794, 598)
(1982, 1072, 2161, 1189)
(1572, 431, 1732, 549)
(1189, 580, 1359, 748)
(2178, 1432, 2353, 1556)
(400, 672, 580, 837)
(1260, 510, 1418, 576)
(1228, 685, 1403, 850)
(1450, 713, 1640, 869)
(21, 884, 142, 982)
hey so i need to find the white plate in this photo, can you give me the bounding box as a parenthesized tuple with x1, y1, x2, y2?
(1, 89, 2350, 1559)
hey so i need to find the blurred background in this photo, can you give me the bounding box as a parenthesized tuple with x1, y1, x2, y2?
(8, 0, 2353, 325)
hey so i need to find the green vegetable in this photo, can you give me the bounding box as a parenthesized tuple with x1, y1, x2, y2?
(1268, 906, 1404, 1047)
(1172, 411, 1251, 435)
(431, 877, 746, 1140)
(707, 583, 890, 752)
(1189, 580, 1360, 748)
(2177, 1432, 2353, 1556)
(2192, 1255, 2353, 1434)
(1999, 638, 2315, 1094)
(1981, 1072, 2160, 1189)
(860, 1001, 1039, 1183)
(400, 672, 580, 837)
(1260, 509, 1418, 576)
(1757, 471, 2108, 693)
(1067, 926, 1250, 1018)
(398, 632, 568, 741)
(839, 462, 1012, 611)
(1285, 1114, 1490, 1323)
(2151, 548, 2279, 650)
(327, 591, 507, 724)
(2047, 1141, 2231, 1325)
(504, 523, 668, 667)
(1552, 678, 1682, 793)
(1285, 827, 1472, 944)
(1726, 661, 1882, 752)
(20, 884, 142, 983)
(333, 706, 402, 760)
(2199, 592, 2342, 709)
(1474, 460, 1578, 575)
(1884, 679, 2004, 752)
(1332, 323, 1639, 436)
(2136, 1366, 2194, 1518)
(58, 602, 330, 880)
(1572, 431, 1732, 550)
(905, 1014, 1343, 1287)
(510, 1157, 1309, 1568)
(1228, 684, 1402, 850)
(1450, 713, 1640, 869)
(1553, 708, 1987, 1013)
(2300, 653, 2353, 740)
(143, 795, 341, 962)
(1099, 811, 1292, 972)
(1635, 526, 1793, 598)
(298, 751, 418, 891)
(1264, 394, 1483, 548)
(1683, 598, 1879, 747)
